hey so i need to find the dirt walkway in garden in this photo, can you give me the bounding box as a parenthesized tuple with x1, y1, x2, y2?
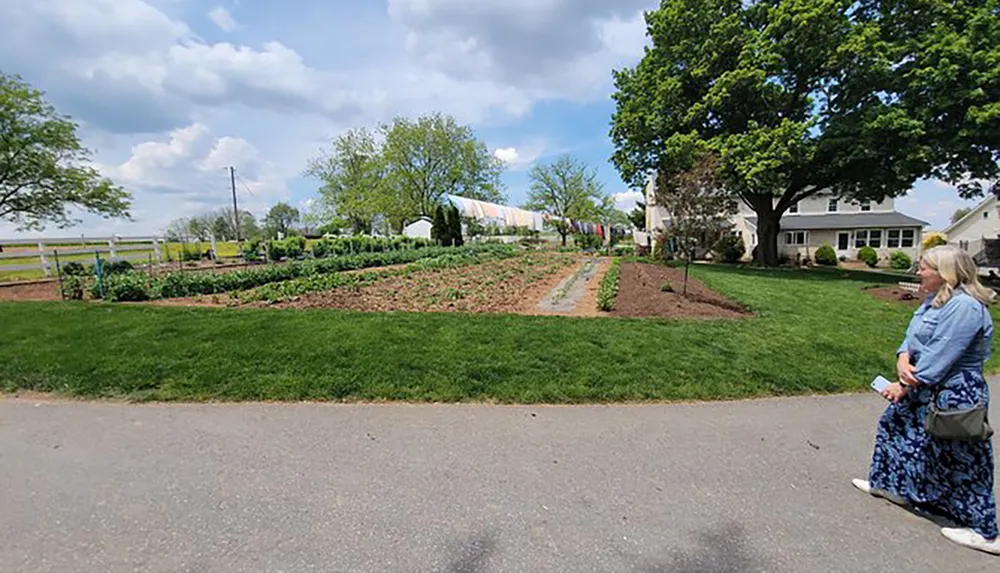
(531, 258, 607, 317)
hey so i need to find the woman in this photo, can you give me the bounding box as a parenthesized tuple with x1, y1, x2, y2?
(853, 245, 999, 555)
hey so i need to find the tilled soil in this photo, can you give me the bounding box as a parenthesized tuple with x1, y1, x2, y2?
(864, 285, 924, 306)
(611, 262, 752, 319)
(0, 280, 61, 301)
(268, 252, 578, 314)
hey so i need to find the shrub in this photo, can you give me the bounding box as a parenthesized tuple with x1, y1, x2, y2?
(613, 244, 635, 257)
(597, 258, 621, 311)
(103, 260, 134, 275)
(890, 251, 913, 271)
(858, 245, 878, 267)
(283, 236, 306, 259)
(61, 276, 85, 300)
(814, 244, 838, 266)
(574, 232, 602, 251)
(180, 244, 202, 262)
(922, 232, 947, 250)
(311, 239, 331, 259)
(711, 234, 745, 263)
(266, 240, 287, 261)
(60, 261, 87, 276)
(242, 240, 261, 261)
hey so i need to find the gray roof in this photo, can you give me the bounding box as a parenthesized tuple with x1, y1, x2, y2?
(745, 212, 928, 230)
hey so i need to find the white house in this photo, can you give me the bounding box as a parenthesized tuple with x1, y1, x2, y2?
(403, 216, 433, 240)
(940, 194, 1000, 256)
(645, 177, 928, 263)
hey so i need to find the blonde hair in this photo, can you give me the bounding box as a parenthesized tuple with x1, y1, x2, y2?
(921, 245, 997, 308)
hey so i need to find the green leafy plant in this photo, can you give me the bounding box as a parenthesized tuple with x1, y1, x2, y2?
(597, 258, 621, 311)
(858, 246, 878, 268)
(814, 244, 838, 266)
(661, 281, 673, 292)
(711, 234, 745, 263)
(60, 261, 87, 276)
(890, 251, 912, 271)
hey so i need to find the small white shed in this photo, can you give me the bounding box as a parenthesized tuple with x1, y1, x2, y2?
(403, 216, 433, 240)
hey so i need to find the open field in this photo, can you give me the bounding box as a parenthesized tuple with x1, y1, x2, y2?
(4, 257, 991, 403)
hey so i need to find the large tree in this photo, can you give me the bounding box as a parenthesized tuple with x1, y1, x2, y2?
(524, 154, 605, 246)
(610, 0, 1000, 265)
(0, 72, 131, 230)
(304, 127, 386, 235)
(262, 202, 300, 238)
(382, 113, 506, 220)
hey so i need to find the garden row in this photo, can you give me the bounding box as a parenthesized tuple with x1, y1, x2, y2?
(66, 244, 516, 302)
(242, 235, 435, 262)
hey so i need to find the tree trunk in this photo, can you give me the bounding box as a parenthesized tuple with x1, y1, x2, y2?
(560, 230, 568, 246)
(683, 256, 691, 297)
(753, 207, 782, 267)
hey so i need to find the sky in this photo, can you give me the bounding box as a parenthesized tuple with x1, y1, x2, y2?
(0, 0, 984, 239)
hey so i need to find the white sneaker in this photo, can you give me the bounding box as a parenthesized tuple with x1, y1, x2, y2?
(852, 478, 910, 506)
(941, 527, 1000, 555)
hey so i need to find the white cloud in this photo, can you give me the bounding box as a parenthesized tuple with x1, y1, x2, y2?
(208, 7, 239, 32)
(491, 140, 547, 171)
(494, 147, 520, 163)
(611, 190, 643, 212)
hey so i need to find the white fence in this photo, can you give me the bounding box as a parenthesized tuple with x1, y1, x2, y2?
(0, 236, 168, 277)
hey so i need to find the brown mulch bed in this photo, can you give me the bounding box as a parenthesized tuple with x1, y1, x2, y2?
(0, 280, 61, 301)
(864, 285, 923, 306)
(264, 252, 579, 314)
(610, 263, 752, 319)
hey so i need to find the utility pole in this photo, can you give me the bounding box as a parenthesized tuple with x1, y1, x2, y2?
(229, 166, 241, 242)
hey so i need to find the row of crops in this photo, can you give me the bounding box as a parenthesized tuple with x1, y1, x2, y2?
(63, 244, 517, 302)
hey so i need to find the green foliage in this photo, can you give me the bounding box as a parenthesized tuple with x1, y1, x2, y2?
(60, 275, 84, 300)
(92, 244, 511, 302)
(614, 244, 635, 257)
(609, 0, 1000, 265)
(266, 240, 286, 262)
(283, 235, 307, 259)
(814, 244, 838, 266)
(628, 202, 645, 230)
(103, 260, 134, 275)
(449, 204, 464, 247)
(858, 246, 878, 268)
(597, 258, 621, 311)
(305, 126, 386, 235)
(890, 251, 913, 271)
(573, 232, 602, 251)
(263, 202, 300, 238)
(432, 205, 449, 246)
(60, 261, 87, 276)
(242, 240, 262, 262)
(524, 154, 605, 246)
(712, 234, 746, 263)
(0, 72, 131, 231)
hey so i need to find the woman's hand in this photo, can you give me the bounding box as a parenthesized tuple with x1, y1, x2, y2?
(896, 353, 919, 387)
(881, 382, 910, 403)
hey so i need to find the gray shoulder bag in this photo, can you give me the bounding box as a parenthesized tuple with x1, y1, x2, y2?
(924, 305, 994, 441)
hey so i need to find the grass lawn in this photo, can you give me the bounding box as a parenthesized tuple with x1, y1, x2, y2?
(1, 262, 997, 403)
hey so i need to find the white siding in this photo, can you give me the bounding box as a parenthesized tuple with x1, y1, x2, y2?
(943, 196, 999, 255)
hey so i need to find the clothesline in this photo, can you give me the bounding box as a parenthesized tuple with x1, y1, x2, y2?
(444, 194, 630, 236)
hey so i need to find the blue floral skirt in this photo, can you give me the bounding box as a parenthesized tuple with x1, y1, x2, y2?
(868, 371, 998, 540)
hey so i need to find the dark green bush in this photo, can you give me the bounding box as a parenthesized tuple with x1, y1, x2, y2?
(242, 240, 261, 261)
(61, 276, 85, 300)
(597, 259, 622, 311)
(858, 246, 878, 268)
(814, 244, 837, 266)
(890, 251, 912, 271)
(60, 262, 87, 276)
(103, 260, 134, 275)
(267, 240, 287, 261)
(284, 236, 306, 259)
(711, 234, 746, 263)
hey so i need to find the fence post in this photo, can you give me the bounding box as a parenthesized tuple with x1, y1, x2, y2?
(54, 251, 64, 300)
(39, 242, 50, 278)
(95, 251, 105, 300)
(108, 237, 117, 259)
(153, 239, 162, 265)
(148, 253, 153, 279)
(210, 234, 218, 262)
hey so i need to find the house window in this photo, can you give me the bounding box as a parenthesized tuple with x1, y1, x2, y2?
(785, 231, 807, 245)
(901, 229, 915, 248)
(985, 211, 989, 219)
(888, 229, 901, 248)
(860, 200, 871, 212)
(828, 198, 839, 212)
(788, 202, 799, 214)
(855, 230, 868, 248)
(869, 229, 882, 248)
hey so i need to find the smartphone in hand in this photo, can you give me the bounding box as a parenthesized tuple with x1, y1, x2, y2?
(871, 375, 892, 394)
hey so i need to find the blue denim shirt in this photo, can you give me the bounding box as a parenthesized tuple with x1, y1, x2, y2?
(896, 291, 993, 386)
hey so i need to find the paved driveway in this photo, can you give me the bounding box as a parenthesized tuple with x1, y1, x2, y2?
(1, 393, 997, 572)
